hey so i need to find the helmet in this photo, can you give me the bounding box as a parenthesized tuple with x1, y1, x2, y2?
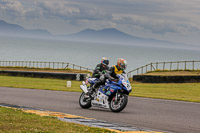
(101, 57, 109, 66)
(117, 58, 127, 70)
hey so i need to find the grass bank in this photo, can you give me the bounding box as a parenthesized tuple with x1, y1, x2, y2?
(0, 107, 114, 133)
(132, 82, 200, 102)
(0, 76, 200, 102)
(144, 70, 200, 76)
(0, 66, 92, 74)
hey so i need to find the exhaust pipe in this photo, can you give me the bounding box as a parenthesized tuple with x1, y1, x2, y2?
(80, 85, 88, 94)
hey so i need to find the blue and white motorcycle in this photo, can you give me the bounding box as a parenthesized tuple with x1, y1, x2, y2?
(79, 73, 132, 112)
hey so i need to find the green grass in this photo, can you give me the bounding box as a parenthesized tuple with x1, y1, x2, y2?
(0, 107, 115, 133)
(144, 70, 200, 75)
(131, 82, 200, 102)
(0, 66, 92, 74)
(0, 76, 200, 102)
(0, 76, 82, 92)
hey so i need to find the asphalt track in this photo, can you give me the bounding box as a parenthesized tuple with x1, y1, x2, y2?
(0, 87, 200, 133)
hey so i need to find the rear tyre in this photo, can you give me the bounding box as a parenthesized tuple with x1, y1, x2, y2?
(109, 93, 128, 112)
(79, 92, 91, 109)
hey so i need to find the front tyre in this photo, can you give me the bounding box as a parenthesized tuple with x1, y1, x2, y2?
(109, 93, 128, 112)
(79, 92, 91, 109)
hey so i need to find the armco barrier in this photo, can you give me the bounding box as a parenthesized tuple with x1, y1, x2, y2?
(133, 75, 200, 83)
(0, 70, 87, 81)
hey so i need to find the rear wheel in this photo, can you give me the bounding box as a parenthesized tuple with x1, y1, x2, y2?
(109, 93, 128, 112)
(79, 92, 91, 109)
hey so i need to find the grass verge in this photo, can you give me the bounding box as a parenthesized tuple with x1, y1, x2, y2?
(0, 66, 92, 74)
(131, 82, 200, 102)
(0, 107, 114, 133)
(144, 70, 200, 76)
(0, 76, 200, 102)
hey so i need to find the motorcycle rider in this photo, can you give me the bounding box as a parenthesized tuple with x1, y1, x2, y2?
(90, 58, 127, 95)
(87, 57, 109, 96)
(92, 57, 109, 78)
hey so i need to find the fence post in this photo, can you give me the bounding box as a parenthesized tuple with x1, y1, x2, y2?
(163, 62, 165, 70)
(177, 61, 179, 70)
(156, 62, 158, 70)
(185, 61, 187, 70)
(73, 64, 74, 70)
(150, 63, 153, 72)
(62, 62, 64, 69)
(146, 65, 148, 73)
(67, 63, 69, 69)
(170, 62, 172, 71)
(142, 66, 143, 74)
(193, 61, 195, 70)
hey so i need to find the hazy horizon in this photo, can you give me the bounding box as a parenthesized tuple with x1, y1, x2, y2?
(1, 19, 200, 50)
(1, 36, 200, 72)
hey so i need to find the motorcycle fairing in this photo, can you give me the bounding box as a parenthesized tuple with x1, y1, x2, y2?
(91, 90, 109, 109)
(99, 83, 122, 97)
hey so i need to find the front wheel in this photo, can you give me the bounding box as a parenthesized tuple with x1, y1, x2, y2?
(79, 92, 91, 109)
(109, 93, 128, 112)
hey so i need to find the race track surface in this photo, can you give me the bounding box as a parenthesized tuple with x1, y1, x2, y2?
(0, 87, 200, 133)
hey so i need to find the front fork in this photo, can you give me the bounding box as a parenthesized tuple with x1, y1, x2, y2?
(115, 90, 122, 101)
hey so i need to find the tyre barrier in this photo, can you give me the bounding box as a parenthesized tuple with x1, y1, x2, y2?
(0, 70, 87, 81)
(133, 75, 200, 83)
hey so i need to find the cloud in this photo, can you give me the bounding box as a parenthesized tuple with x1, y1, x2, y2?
(0, 0, 112, 21)
(35, 1, 113, 21)
(0, 0, 25, 18)
(113, 15, 200, 34)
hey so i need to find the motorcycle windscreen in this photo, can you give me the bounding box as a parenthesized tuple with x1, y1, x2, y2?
(88, 78, 97, 85)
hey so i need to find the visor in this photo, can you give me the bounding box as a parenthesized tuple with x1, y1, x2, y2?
(103, 60, 109, 65)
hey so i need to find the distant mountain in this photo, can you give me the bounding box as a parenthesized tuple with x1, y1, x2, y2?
(69, 28, 137, 40)
(0, 20, 183, 48)
(67, 28, 173, 46)
(0, 20, 51, 37)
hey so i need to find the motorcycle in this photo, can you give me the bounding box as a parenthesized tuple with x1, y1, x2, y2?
(79, 73, 132, 112)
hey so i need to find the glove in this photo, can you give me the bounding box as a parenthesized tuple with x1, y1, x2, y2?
(102, 70, 106, 74)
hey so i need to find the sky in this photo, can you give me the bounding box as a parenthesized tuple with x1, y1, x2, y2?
(0, 0, 200, 46)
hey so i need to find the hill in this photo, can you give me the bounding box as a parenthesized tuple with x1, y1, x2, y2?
(0, 19, 186, 48)
(0, 20, 51, 37)
(66, 28, 176, 47)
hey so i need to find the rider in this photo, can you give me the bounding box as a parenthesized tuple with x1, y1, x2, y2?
(92, 57, 109, 78)
(91, 58, 127, 93)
